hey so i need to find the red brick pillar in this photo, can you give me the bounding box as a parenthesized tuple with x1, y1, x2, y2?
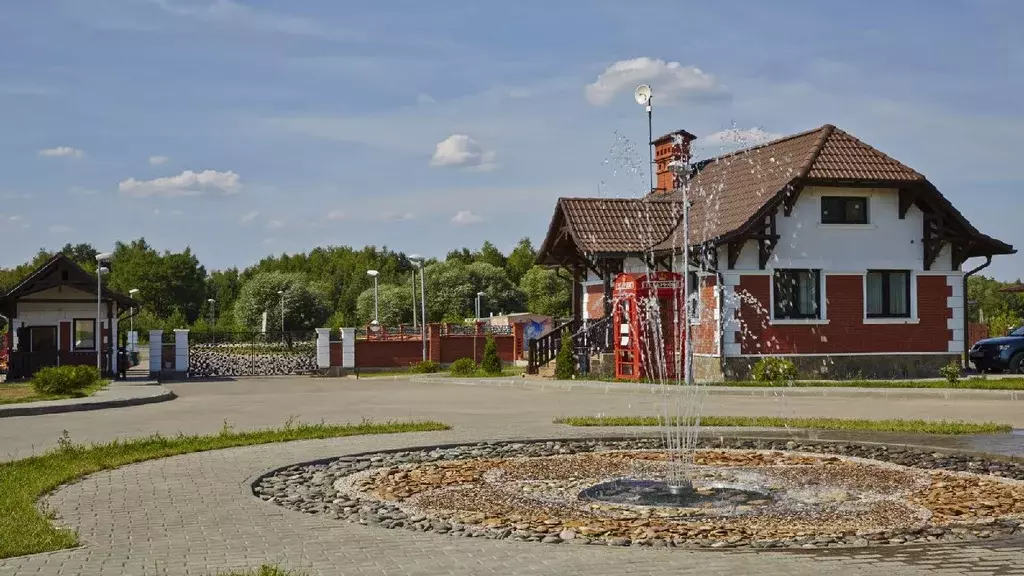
(513, 323, 524, 360)
(428, 324, 442, 363)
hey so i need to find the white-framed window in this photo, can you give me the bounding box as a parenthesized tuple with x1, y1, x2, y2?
(865, 270, 912, 318)
(773, 269, 822, 320)
(821, 196, 868, 224)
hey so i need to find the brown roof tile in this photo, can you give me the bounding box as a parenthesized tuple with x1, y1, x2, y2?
(538, 124, 1013, 260)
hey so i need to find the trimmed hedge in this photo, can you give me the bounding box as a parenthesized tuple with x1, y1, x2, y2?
(449, 358, 477, 376)
(31, 365, 101, 396)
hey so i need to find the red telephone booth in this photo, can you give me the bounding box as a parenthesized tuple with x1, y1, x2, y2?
(612, 271, 686, 381)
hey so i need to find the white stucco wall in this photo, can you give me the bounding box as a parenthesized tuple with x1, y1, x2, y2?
(16, 285, 118, 352)
(727, 186, 953, 273)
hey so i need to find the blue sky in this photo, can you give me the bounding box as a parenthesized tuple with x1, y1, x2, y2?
(1, 0, 1022, 280)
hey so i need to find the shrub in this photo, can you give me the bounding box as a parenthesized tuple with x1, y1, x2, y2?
(939, 360, 962, 385)
(449, 358, 477, 377)
(409, 360, 440, 374)
(554, 328, 575, 380)
(31, 365, 101, 396)
(751, 357, 798, 385)
(480, 336, 502, 375)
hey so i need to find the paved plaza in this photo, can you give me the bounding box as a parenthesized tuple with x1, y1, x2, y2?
(1, 377, 1023, 575)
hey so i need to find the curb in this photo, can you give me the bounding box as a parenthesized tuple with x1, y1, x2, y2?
(0, 387, 177, 418)
(405, 376, 1024, 401)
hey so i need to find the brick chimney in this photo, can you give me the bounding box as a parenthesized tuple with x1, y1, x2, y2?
(651, 129, 697, 194)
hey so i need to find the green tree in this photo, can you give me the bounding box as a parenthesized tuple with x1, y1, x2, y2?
(519, 266, 571, 317)
(232, 271, 331, 331)
(554, 328, 575, 379)
(474, 240, 506, 269)
(481, 336, 502, 375)
(423, 260, 475, 321)
(445, 248, 474, 265)
(466, 261, 524, 316)
(355, 283, 414, 325)
(506, 237, 537, 284)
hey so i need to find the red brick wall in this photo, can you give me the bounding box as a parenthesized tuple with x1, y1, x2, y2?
(736, 274, 952, 355)
(969, 322, 989, 347)
(329, 341, 342, 367)
(355, 340, 423, 368)
(692, 276, 719, 355)
(351, 328, 518, 368)
(586, 284, 606, 319)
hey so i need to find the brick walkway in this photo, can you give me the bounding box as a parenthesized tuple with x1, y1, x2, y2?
(1, 377, 1022, 575)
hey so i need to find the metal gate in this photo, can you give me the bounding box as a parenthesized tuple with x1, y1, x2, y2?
(187, 330, 317, 378)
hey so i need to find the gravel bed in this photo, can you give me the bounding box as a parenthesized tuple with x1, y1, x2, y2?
(254, 437, 1024, 550)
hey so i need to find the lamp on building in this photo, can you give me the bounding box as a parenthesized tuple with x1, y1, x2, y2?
(409, 254, 427, 361)
(95, 252, 113, 373)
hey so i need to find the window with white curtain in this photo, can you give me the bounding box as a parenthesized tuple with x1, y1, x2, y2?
(773, 269, 821, 319)
(866, 271, 911, 318)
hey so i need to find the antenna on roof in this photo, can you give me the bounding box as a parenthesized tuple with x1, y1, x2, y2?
(634, 85, 654, 194)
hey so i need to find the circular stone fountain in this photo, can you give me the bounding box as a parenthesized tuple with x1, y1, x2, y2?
(255, 437, 1024, 549)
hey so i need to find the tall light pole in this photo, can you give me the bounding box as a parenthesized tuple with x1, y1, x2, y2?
(411, 270, 418, 329)
(475, 291, 485, 320)
(128, 288, 139, 352)
(410, 255, 427, 361)
(366, 270, 380, 325)
(207, 298, 216, 327)
(668, 157, 694, 385)
(95, 252, 113, 373)
(277, 290, 285, 332)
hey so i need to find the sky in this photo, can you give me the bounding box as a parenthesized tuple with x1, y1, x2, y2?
(0, 0, 1022, 280)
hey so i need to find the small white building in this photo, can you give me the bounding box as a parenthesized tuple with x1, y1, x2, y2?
(0, 254, 139, 379)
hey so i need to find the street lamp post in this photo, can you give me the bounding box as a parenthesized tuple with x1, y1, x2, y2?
(668, 157, 694, 385)
(411, 270, 418, 329)
(277, 290, 285, 332)
(366, 270, 380, 325)
(207, 298, 216, 327)
(128, 288, 139, 352)
(475, 291, 486, 320)
(410, 255, 427, 361)
(95, 252, 113, 373)
(474, 291, 486, 363)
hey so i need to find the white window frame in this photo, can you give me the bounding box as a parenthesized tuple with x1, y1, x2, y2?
(769, 268, 830, 325)
(862, 270, 920, 324)
(816, 189, 877, 230)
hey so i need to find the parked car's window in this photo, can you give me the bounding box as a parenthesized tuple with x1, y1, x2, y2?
(1012, 326, 1024, 337)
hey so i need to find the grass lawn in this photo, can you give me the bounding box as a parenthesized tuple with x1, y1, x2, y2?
(0, 380, 110, 406)
(217, 566, 302, 576)
(554, 415, 1012, 435)
(0, 418, 449, 559)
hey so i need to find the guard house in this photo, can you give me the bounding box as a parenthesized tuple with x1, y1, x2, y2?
(0, 254, 139, 379)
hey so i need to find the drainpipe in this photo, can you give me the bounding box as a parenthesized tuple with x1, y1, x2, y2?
(962, 255, 992, 368)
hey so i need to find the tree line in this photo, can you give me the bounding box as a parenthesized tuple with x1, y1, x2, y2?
(0, 238, 573, 335)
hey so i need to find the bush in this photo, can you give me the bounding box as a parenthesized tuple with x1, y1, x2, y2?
(31, 365, 101, 396)
(554, 328, 575, 380)
(751, 357, 798, 385)
(449, 358, 477, 377)
(480, 336, 502, 375)
(939, 360, 962, 385)
(409, 360, 440, 374)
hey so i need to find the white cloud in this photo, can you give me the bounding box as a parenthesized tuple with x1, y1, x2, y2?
(149, 155, 170, 166)
(382, 211, 415, 221)
(451, 210, 483, 225)
(266, 219, 285, 229)
(151, 0, 327, 37)
(118, 169, 241, 198)
(430, 134, 497, 170)
(48, 224, 73, 234)
(584, 57, 729, 106)
(240, 210, 259, 223)
(38, 146, 84, 158)
(8, 215, 22, 222)
(416, 93, 436, 105)
(326, 210, 346, 221)
(700, 127, 784, 147)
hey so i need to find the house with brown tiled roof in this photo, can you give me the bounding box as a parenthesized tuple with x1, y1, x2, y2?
(534, 124, 1015, 380)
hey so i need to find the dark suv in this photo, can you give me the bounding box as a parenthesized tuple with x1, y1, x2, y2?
(970, 325, 1024, 373)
